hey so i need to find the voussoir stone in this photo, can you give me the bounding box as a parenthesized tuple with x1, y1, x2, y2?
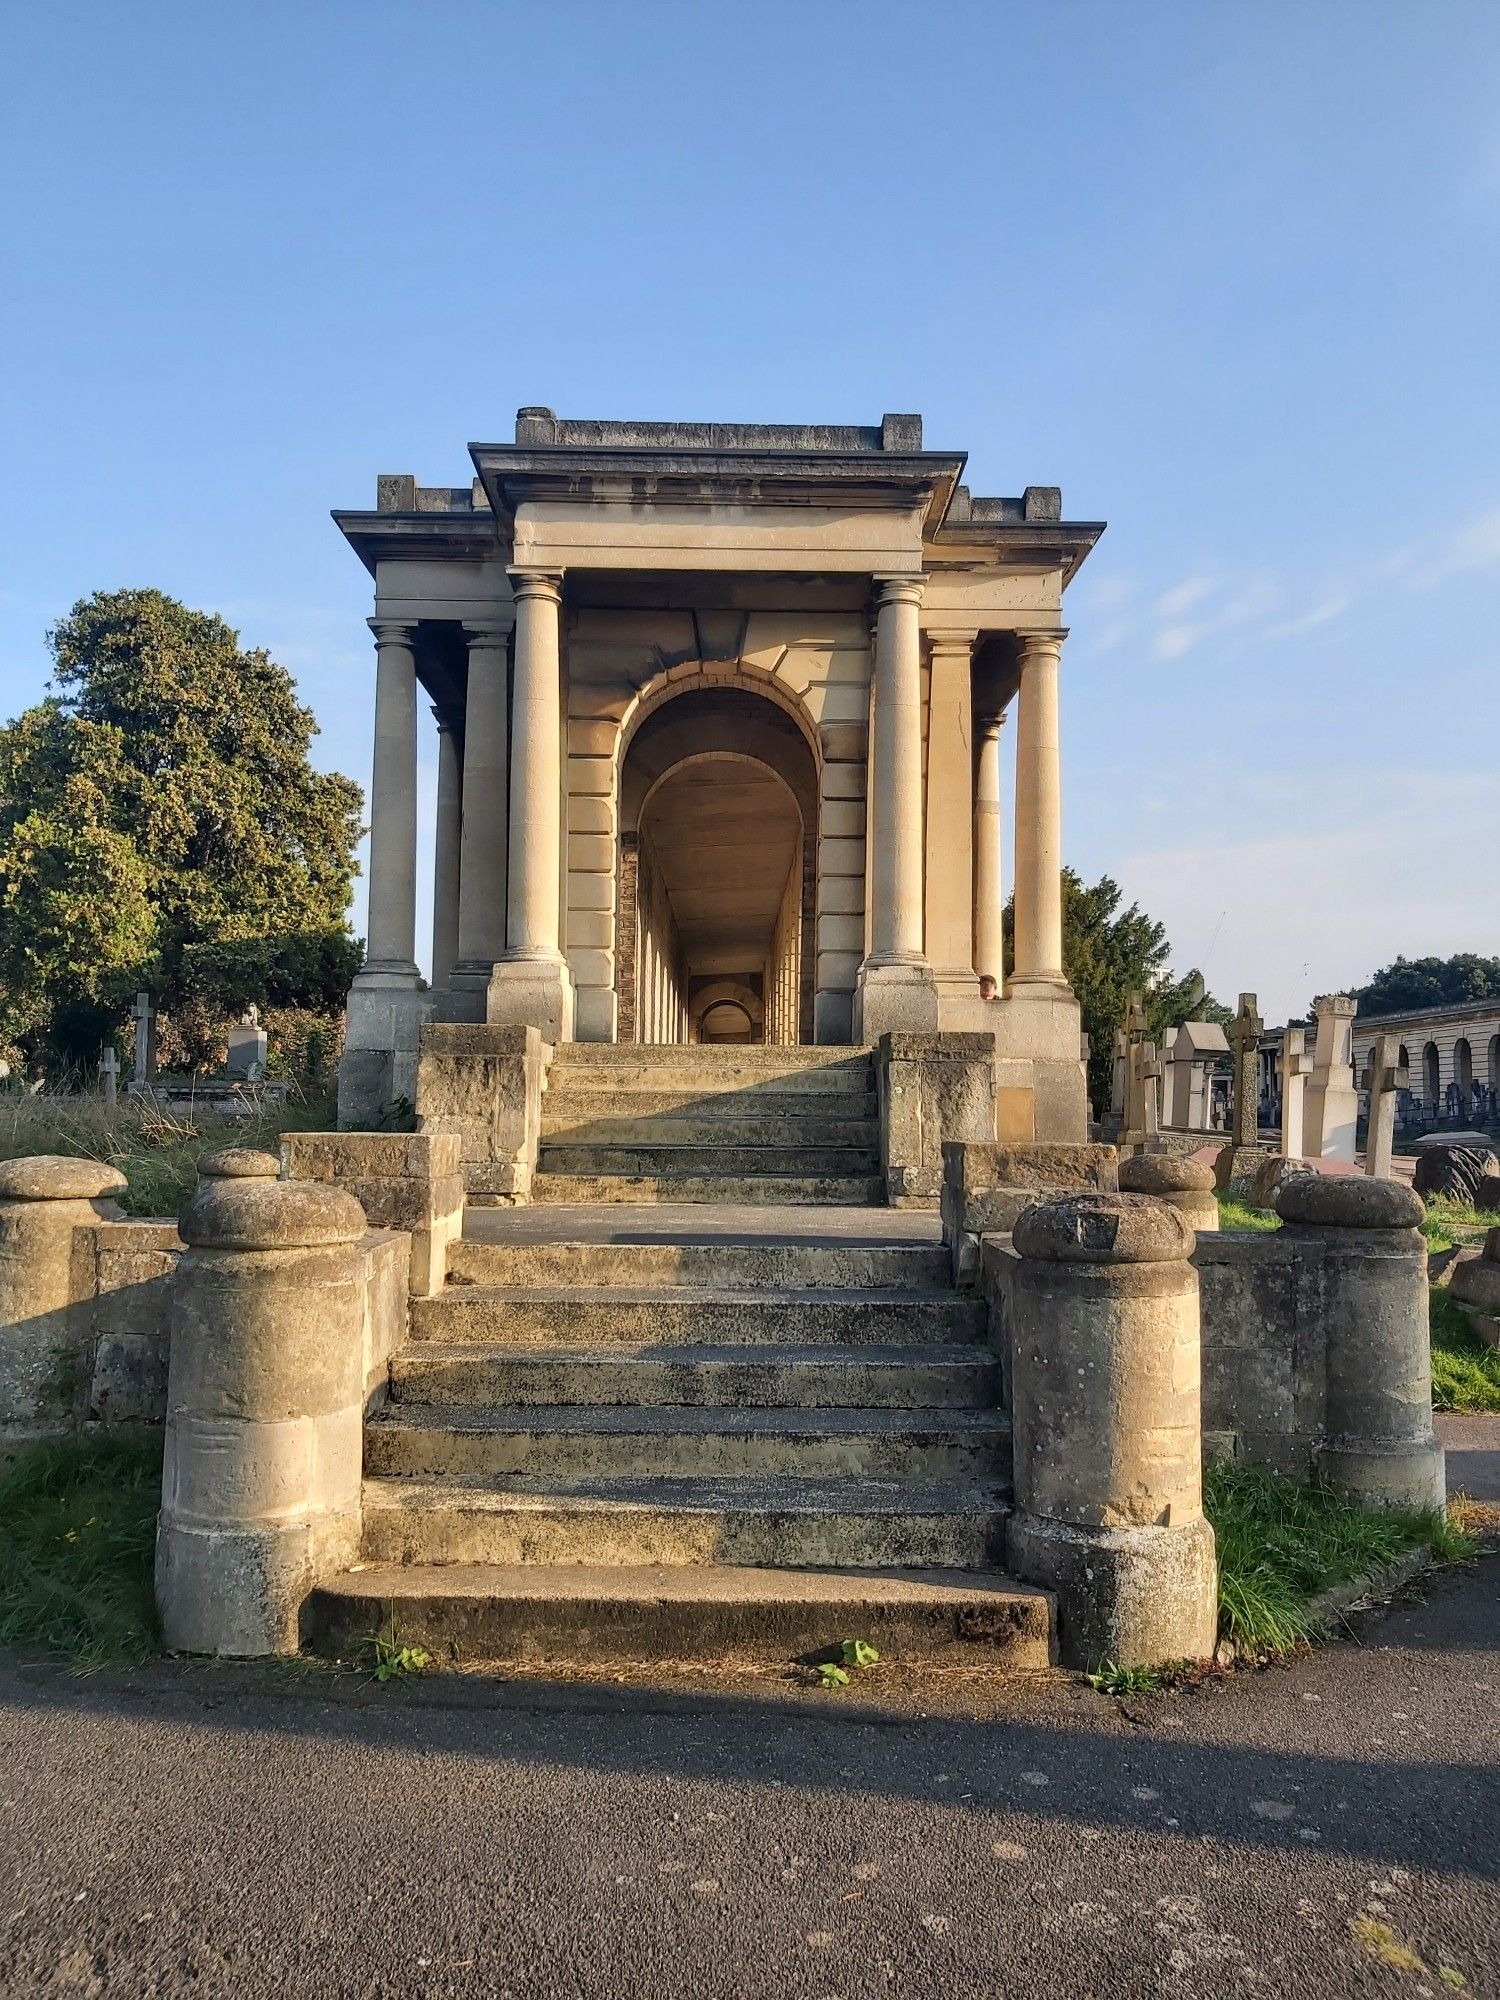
(1118, 1155, 1215, 1195)
(0, 1154, 128, 1202)
(1275, 1176, 1424, 1231)
(199, 1147, 282, 1180)
(1013, 1191, 1193, 1266)
(181, 1175, 367, 1251)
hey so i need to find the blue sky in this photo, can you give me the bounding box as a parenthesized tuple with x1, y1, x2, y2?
(3, 0, 1496, 1022)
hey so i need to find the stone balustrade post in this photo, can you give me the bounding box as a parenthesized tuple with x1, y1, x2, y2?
(156, 1149, 368, 1656)
(1007, 1192, 1218, 1668)
(1275, 1177, 1445, 1511)
(1118, 1154, 1220, 1233)
(0, 1156, 126, 1430)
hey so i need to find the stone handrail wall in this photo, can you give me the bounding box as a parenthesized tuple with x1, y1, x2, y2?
(878, 1032, 1000, 1208)
(942, 1138, 1118, 1283)
(280, 1130, 462, 1296)
(415, 1022, 545, 1205)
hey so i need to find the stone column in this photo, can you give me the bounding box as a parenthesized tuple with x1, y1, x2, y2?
(364, 619, 419, 975)
(0, 1155, 126, 1430)
(430, 711, 462, 989)
(855, 576, 937, 1037)
(1276, 1176, 1445, 1511)
(451, 618, 512, 1008)
(338, 621, 427, 1126)
(924, 629, 979, 1010)
(485, 570, 573, 1044)
(156, 1150, 368, 1656)
(1011, 629, 1067, 989)
(1007, 1191, 1218, 1668)
(973, 708, 1006, 990)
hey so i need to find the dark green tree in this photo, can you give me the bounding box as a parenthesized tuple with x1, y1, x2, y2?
(1354, 954, 1500, 1018)
(1005, 869, 1229, 1110)
(0, 589, 363, 1067)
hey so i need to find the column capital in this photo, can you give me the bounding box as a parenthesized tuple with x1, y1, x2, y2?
(461, 615, 514, 645)
(506, 567, 564, 606)
(926, 626, 979, 651)
(368, 617, 417, 646)
(1017, 626, 1068, 660)
(872, 573, 927, 609)
(976, 708, 1008, 738)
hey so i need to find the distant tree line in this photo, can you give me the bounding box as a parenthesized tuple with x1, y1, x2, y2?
(1353, 954, 1500, 1019)
(0, 589, 363, 1076)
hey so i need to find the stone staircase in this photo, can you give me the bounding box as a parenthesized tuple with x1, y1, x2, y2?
(305, 1208, 1050, 1668)
(531, 1044, 886, 1205)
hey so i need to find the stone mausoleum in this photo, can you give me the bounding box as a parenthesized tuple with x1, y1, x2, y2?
(336, 410, 1101, 1140)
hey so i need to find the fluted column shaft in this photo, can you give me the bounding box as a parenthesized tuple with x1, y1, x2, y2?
(1012, 629, 1067, 986)
(973, 710, 1006, 988)
(430, 712, 462, 985)
(365, 619, 419, 972)
(867, 575, 927, 964)
(504, 571, 565, 962)
(455, 619, 511, 972)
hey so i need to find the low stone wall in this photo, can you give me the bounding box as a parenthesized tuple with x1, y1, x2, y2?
(416, 1023, 545, 1204)
(281, 1131, 462, 1295)
(942, 1140, 1118, 1282)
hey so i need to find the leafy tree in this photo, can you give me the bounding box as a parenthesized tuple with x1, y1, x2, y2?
(1005, 869, 1229, 1110)
(1353, 954, 1500, 1018)
(0, 589, 363, 1068)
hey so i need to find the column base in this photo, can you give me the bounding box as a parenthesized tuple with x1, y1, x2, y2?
(337, 969, 428, 1128)
(442, 961, 501, 1024)
(988, 984, 1088, 1143)
(1006, 1511, 1218, 1670)
(1317, 1438, 1446, 1514)
(854, 960, 939, 1041)
(485, 956, 575, 1047)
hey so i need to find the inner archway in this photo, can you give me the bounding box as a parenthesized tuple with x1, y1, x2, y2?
(617, 686, 818, 1044)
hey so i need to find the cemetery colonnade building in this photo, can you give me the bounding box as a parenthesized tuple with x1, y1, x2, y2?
(335, 411, 1103, 1141)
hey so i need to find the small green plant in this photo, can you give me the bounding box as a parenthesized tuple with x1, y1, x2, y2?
(816, 1662, 851, 1687)
(813, 1638, 880, 1688)
(841, 1638, 880, 1670)
(363, 1624, 433, 1683)
(1087, 1661, 1162, 1696)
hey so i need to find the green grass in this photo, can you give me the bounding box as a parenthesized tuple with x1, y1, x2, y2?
(1420, 1197, 1500, 1255)
(1205, 1459, 1474, 1658)
(0, 1089, 336, 1218)
(0, 1433, 163, 1668)
(1215, 1196, 1281, 1233)
(1430, 1286, 1500, 1412)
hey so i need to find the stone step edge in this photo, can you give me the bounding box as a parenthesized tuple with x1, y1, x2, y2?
(367, 1405, 1010, 1438)
(423, 1284, 972, 1306)
(302, 1563, 1054, 1668)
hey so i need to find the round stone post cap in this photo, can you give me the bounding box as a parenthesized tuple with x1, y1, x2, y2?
(0, 1155, 129, 1202)
(198, 1147, 282, 1180)
(1118, 1155, 1216, 1196)
(1275, 1177, 1424, 1230)
(1013, 1191, 1195, 1265)
(180, 1172, 366, 1250)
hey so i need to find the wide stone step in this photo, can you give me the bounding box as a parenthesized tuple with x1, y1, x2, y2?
(538, 1143, 879, 1177)
(409, 1285, 986, 1348)
(550, 1046, 874, 1080)
(390, 1342, 999, 1409)
(365, 1405, 1009, 1481)
(542, 1088, 880, 1124)
(359, 1474, 1010, 1569)
(447, 1237, 952, 1293)
(303, 1562, 1053, 1669)
(539, 1113, 879, 1149)
(529, 1172, 885, 1206)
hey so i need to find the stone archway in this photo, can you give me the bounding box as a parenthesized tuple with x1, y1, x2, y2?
(616, 686, 819, 1045)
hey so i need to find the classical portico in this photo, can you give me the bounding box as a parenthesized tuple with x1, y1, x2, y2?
(335, 410, 1102, 1140)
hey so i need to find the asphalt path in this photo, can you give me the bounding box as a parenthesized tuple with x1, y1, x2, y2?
(0, 1557, 1495, 1999)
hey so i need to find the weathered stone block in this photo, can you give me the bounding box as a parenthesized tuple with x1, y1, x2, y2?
(940, 1140, 1118, 1282)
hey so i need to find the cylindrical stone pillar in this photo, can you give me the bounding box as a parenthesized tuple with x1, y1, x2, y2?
(431, 711, 462, 987)
(455, 618, 511, 977)
(504, 571, 565, 963)
(1007, 1192, 1218, 1668)
(365, 619, 419, 974)
(156, 1149, 369, 1657)
(0, 1156, 126, 1427)
(973, 709, 1006, 989)
(1118, 1154, 1220, 1233)
(1011, 629, 1066, 987)
(1276, 1177, 1445, 1511)
(867, 576, 926, 964)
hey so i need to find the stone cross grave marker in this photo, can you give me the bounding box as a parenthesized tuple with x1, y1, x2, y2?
(1229, 992, 1264, 1147)
(1109, 1028, 1128, 1120)
(100, 1045, 119, 1113)
(1279, 1025, 1312, 1161)
(1121, 992, 1160, 1149)
(1360, 1032, 1409, 1181)
(131, 990, 157, 1086)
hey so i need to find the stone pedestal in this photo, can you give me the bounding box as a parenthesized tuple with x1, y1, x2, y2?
(1276, 1176, 1445, 1512)
(0, 1156, 126, 1431)
(1006, 1192, 1218, 1669)
(338, 974, 429, 1128)
(877, 1033, 997, 1208)
(156, 1150, 368, 1657)
(989, 985, 1088, 1144)
(416, 1023, 546, 1203)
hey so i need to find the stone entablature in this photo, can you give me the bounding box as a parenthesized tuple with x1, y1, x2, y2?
(334, 407, 1103, 1142)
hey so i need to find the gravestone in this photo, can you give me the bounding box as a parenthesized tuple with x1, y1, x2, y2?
(100, 1046, 119, 1113)
(1165, 1021, 1230, 1130)
(1279, 1025, 1312, 1161)
(1304, 993, 1359, 1162)
(131, 991, 157, 1087)
(1214, 991, 1270, 1192)
(226, 1003, 269, 1081)
(1361, 1032, 1408, 1181)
